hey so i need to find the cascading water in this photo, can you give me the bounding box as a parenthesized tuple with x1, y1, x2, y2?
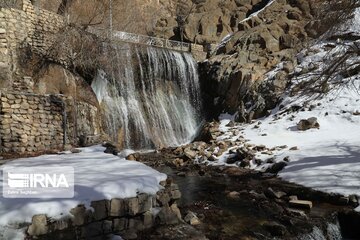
(91, 43, 202, 149)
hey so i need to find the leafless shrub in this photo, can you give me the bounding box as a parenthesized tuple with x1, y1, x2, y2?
(291, 41, 360, 97)
(0, 0, 20, 8)
(309, 0, 360, 37)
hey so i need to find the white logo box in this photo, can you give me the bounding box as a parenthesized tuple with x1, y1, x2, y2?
(2, 166, 74, 198)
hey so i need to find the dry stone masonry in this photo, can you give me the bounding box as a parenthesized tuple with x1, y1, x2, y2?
(26, 181, 182, 239)
(0, 0, 65, 89)
(0, 91, 64, 153)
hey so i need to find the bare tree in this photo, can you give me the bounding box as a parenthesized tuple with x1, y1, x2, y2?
(175, 0, 196, 43)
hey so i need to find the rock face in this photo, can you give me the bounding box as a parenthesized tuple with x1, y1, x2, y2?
(199, 0, 318, 121)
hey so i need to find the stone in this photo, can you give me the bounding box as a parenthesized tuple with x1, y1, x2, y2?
(338, 197, 349, 205)
(157, 204, 180, 225)
(349, 195, 359, 207)
(138, 193, 153, 213)
(126, 197, 139, 216)
(103, 142, 119, 155)
(238, 159, 250, 168)
(289, 200, 313, 209)
(184, 211, 201, 226)
(27, 214, 48, 236)
(82, 221, 103, 238)
(171, 189, 182, 200)
(170, 203, 182, 221)
(297, 117, 320, 131)
(90, 200, 110, 220)
(70, 205, 88, 226)
(172, 158, 184, 167)
(110, 198, 125, 217)
(70, 148, 81, 153)
(265, 187, 287, 199)
(227, 191, 240, 199)
(156, 190, 170, 206)
(103, 220, 113, 234)
(143, 211, 154, 228)
(263, 222, 287, 236)
(266, 161, 287, 174)
(126, 154, 138, 161)
(289, 195, 298, 201)
(287, 208, 307, 217)
(184, 147, 197, 159)
(113, 218, 127, 233)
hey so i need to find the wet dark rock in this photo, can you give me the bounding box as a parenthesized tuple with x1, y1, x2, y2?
(266, 161, 287, 174)
(263, 222, 287, 236)
(238, 159, 250, 168)
(226, 121, 235, 127)
(290, 146, 299, 151)
(338, 210, 360, 239)
(146, 223, 208, 240)
(349, 194, 359, 207)
(226, 156, 238, 164)
(103, 142, 119, 155)
(265, 187, 287, 199)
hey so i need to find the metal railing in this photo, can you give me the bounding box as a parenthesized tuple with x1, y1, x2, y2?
(88, 28, 191, 52)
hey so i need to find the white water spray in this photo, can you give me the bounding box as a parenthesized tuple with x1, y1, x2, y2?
(92, 43, 202, 149)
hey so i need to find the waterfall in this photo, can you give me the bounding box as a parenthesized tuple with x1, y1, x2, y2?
(91, 43, 202, 149)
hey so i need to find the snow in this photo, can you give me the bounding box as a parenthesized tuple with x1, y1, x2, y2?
(337, 7, 360, 35)
(242, 83, 360, 196)
(239, 0, 276, 24)
(209, 38, 360, 199)
(0, 146, 167, 235)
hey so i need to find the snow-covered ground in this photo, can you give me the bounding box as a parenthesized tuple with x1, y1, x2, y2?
(0, 146, 167, 239)
(208, 37, 360, 199)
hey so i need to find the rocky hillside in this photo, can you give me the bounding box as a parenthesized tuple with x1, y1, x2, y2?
(199, 0, 358, 122)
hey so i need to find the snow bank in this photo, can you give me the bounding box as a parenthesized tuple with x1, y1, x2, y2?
(0, 146, 166, 230)
(212, 40, 360, 198)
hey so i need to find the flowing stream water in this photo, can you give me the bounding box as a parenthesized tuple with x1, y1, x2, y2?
(91, 43, 202, 149)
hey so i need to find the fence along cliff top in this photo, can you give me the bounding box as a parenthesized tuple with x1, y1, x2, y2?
(88, 28, 192, 52)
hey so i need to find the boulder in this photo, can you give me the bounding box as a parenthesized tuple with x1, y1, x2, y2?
(266, 161, 287, 174)
(289, 200, 313, 209)
(263, 222, 287, 236)
(297, 117, 320, 131)
(103, 142, 119, 155)
(184, 211, 201, 226)
(27, 214, 48, 236)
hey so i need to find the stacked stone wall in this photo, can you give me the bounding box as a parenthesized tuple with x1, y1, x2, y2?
(0, 91, 102, 154)
(26, 181, 182, 239)
(0, 0, 65, 89)
(0, 91, 64, 153)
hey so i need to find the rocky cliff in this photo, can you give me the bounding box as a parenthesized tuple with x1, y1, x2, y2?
(198, 0, 358, 122)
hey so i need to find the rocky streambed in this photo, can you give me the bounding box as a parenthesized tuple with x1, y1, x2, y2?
(135, 149, 360, 240)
